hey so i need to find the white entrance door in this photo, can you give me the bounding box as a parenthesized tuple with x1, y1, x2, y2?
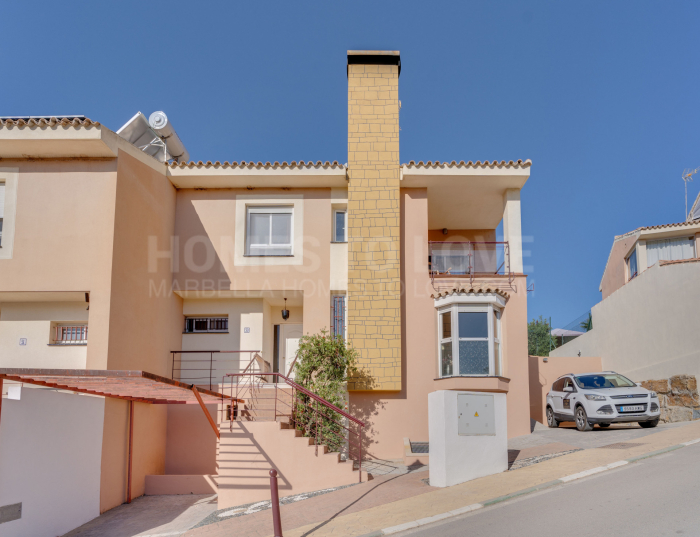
(281, 324, 303, 379)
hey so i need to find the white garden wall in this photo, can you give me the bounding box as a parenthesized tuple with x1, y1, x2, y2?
(0, 386, 104, 537)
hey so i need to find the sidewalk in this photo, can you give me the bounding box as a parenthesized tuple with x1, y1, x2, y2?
(185, 420, 700, 537)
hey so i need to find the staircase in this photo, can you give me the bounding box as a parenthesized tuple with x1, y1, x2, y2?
(216, 373, 366, 508)
(236, 383, 294, 421)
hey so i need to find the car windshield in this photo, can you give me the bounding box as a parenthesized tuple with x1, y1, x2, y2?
(574, 374, 636, 389)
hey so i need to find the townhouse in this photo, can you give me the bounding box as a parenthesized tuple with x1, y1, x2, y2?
(0, 51, 532, 518)
(552, 218, 700, 382)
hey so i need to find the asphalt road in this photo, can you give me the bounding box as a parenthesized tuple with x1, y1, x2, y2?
(400, 442, 700, 537)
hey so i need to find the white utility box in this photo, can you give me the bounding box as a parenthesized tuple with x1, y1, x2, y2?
(429, 390, 508, 488)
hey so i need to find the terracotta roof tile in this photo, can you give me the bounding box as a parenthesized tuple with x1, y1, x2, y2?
(635, 221, 700, 232)
(403, 159, 531, 169)
(0, 117, 100, 128)
(169, 160, 345, 170)
(613, 219, 700, 240)
(431, 287, 510, 300)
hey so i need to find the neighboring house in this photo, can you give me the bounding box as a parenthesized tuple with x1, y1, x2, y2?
(0, 50, 531, 519)
(552, 219, 700, 381)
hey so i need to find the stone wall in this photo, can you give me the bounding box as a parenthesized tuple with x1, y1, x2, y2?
(640, 375, 700, 423)
(346, 58, 402, 391)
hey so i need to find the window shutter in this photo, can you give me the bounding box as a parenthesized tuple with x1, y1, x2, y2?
(0, 183, 5, 218)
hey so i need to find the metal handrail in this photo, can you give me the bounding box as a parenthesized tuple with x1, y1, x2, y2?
(226, 372, 365, 426)
(428, 240, 513, 286)
(224, 370, 366, 483)
(169, 350, 263, 390)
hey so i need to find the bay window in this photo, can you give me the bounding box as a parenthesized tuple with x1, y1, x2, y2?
(438, 304, 502, 377)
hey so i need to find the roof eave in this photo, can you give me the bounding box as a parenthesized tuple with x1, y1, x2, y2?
(167, 161, 347, 189)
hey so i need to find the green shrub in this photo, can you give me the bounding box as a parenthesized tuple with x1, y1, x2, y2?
(291, 329, 358, 453)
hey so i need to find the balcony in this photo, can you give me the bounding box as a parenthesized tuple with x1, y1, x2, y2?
(429, 241, 512, 284)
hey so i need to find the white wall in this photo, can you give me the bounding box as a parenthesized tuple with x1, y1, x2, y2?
(0, 302, 88, 369)
(429, 390, 508, 488)
(181, 298, 264, 387)
(502, 189, 523, 273)
(551, 262, 700, 381)
(0, 387, 104, 537)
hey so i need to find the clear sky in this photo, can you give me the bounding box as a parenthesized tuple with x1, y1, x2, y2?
(4, 1, 700, 328)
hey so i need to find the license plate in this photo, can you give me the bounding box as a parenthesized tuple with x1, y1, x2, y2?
(621, 405, 644, 412)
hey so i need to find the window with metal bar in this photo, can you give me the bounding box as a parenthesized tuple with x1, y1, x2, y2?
(331, 295, 346, 338)
(184, 317, 228, 333)
(54, 325, 88, 343)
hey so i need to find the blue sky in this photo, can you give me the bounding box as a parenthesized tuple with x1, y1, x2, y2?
(3, 1, 700, 327)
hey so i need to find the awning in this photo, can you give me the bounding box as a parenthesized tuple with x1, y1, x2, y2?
(0, 368, 239, 505)
(0, 368, 233, 405)
(551, 328, 585, 337)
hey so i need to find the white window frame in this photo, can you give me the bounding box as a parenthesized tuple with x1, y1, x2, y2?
(0, 168, 18, 260)
(0, 181, 5, 247)
(333, 209, 347, 243)
(493, 308, 502, 376)
(626, 249, 638, 281)
(645, 236, 696, 268)
(437, 303, 502, 377)
(438, 309, 454, 377)
(245, 205, 294, 257)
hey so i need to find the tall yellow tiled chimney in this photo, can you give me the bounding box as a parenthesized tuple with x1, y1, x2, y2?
(346, 51, 402, 391)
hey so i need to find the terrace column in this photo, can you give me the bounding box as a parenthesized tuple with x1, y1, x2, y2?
(502, 188, 523, 274)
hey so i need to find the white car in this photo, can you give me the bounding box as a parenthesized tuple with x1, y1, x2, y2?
(546, 372, 661, 431)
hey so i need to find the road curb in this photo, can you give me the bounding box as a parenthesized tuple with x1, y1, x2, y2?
(360, 436, 700, 536)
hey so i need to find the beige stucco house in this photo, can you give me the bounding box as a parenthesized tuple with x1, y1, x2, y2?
(552, 219, 700, 382)
(0, 51, 532, 523)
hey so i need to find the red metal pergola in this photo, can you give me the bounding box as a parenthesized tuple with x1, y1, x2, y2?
(0, 369, 241, 504)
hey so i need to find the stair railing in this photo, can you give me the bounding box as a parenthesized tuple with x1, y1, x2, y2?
(223, 371, 366, 482)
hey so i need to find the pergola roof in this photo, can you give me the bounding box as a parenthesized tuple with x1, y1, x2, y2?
(0, 369, 234, 405)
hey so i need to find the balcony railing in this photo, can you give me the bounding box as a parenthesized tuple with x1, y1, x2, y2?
(429, 241, 512, 284)
(54, 325, 88, 344)
(170, 350, 265, 391)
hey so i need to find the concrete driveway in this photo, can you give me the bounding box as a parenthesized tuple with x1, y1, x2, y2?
(506, 420, 692, 469)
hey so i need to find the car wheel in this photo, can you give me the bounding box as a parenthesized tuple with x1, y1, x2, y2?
(639, 419, 659, 428)
(598, 423, 611, 428)
(575, 406, 593, 431)
(546, 406, 559, 428)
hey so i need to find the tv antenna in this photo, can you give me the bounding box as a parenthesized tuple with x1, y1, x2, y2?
(682, 167, 700, 220)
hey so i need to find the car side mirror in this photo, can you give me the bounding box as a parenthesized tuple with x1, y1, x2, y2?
(636, 382, 642, 387)
(563, 386, 574, 393)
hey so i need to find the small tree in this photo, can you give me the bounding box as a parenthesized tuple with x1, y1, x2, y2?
(291, 330, 358, 453)
(528, 316, 556, 356)
(579, 313, 593, 332)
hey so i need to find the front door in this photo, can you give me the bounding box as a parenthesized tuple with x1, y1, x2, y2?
(281, 324, 303, 379)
